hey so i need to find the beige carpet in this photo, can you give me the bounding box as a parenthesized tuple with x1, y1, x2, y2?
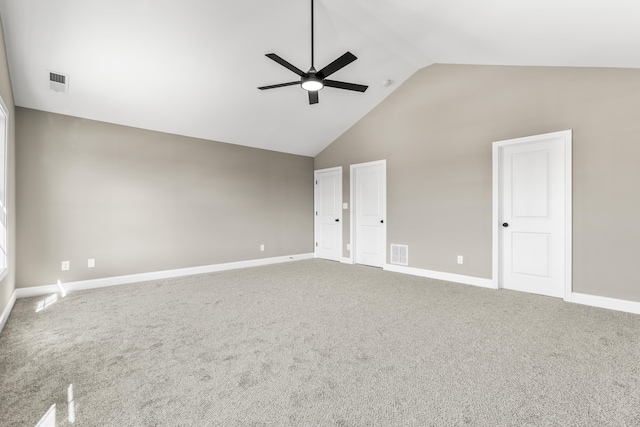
(1, 259, 639, 426)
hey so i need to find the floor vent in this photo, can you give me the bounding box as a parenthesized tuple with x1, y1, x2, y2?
(390, 244, 408, 266)
(48, 71, 69, 93)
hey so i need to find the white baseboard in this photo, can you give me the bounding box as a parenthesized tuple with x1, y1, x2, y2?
(384, 264, 496, 289)
(15, 285, 60, 299)
(382, 263, 640, 315)
(0, 289, 17, 333)
(9, 255, 640, 320)
(571, 292, 640, 315)
(15, 253, 314, 299)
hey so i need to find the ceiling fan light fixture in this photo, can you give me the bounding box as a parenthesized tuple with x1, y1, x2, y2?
(301, 76, 324, 91)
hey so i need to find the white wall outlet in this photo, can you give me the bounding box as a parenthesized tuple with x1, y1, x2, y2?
(61, 261, 70, 271)
(347, 243, 351, 251)
(88, 258, 95, 268)
(343, 203, 348, 209)
(260, 244, 265, 252)
(457, 255, 463, 264)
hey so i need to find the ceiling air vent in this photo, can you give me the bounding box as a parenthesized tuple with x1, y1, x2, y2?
(48, 71, 69, 93)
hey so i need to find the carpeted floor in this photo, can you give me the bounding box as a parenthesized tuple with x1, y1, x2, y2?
(1, 259, 639, 426)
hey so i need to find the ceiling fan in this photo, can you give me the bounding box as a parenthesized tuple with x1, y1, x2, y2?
(258, 0, 368, 105)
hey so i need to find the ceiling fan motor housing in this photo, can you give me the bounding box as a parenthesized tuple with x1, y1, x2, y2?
(301, 71, 324, 91)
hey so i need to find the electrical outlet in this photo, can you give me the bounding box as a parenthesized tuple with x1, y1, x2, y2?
(457, 255, 463, 264)
(347, 243, 351, 251)
(61, 261, 70, 271)
(88, 258, 95, 268)
(260, 244, 265, 252)
(343, 203, 348, 209)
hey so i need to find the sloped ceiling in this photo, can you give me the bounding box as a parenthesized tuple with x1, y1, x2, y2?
(1, 0, 639, 156)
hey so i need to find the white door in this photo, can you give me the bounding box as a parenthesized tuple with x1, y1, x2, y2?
(496, 131, 571, 298)
(314, 167, 342, 261)
(351, 160, 386, 267)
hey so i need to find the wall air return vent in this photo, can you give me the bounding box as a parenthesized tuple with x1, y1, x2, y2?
(390, 244, 408, 266)
(48, 71, 69, 93)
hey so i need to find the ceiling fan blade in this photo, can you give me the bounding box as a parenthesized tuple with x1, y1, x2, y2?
(265, 53, 305, 76)
(308, 91, 319, 105)
(258, 81, 300, 90)
(324, 80, 368, 92)
(317, 52, 357, 78)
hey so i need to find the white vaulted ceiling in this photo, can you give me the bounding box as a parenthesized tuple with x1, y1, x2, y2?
(1, 0, 639, 156)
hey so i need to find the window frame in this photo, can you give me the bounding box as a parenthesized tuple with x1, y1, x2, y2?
(0, 95, 8, 282)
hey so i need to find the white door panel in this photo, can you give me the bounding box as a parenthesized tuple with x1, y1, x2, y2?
(315, 168, 342, 261)
(352, 161, 386, 268)
(512, 151, 549, 217)
(499, 133, 568, 298)
(511, 232, 550, 277)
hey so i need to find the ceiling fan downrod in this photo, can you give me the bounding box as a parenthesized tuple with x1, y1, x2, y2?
(310, 0, 315, 70)
(302, 0, 323, 91)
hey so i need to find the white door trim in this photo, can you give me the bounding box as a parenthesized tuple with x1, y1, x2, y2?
(314, 167, 342, 261)
(350, 159, 387, 266)
(492, 130, 572, 301)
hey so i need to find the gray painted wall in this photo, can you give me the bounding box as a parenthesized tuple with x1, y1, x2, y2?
(0, 16, 15, 317)
(16, 108, 313, 288)
(315, 64, 640, 303)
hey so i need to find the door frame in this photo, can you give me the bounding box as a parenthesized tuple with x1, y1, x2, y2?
(314, 167, 342, 260)
(350, 159, 387, 266)
(492, 130, 572, 301)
